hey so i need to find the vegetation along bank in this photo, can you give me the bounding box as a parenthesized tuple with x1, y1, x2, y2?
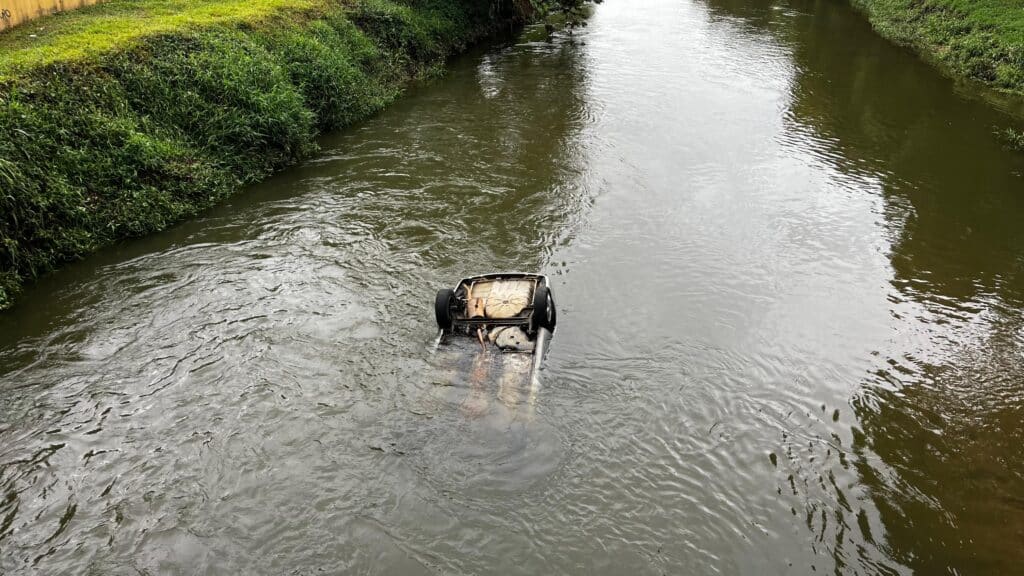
(850, 0, 1024, 96)
(849, 0, 1024, 148)
(0, 0, 530, 310)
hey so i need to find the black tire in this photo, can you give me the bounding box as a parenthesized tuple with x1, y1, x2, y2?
(435, 288, 456, 330)
(532, 286, 556, 332)
(547, 290, 557, 330)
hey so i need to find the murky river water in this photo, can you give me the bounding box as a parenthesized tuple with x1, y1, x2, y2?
(3, 0, 1024, 573)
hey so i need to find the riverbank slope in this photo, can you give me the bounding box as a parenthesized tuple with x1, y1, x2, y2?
(851, 0, 1024, 96)
(0, 0, 522, 310)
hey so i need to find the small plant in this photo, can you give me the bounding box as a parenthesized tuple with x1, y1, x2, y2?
(995, 127, 1024, 151)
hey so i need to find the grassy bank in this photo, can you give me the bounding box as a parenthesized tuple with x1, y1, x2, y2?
(0, 0, 521, 310)
(850, 0, 1024, 96)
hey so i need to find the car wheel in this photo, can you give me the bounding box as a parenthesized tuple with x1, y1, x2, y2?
(435, 288, 456, 330)
(532, 286, 556, 331)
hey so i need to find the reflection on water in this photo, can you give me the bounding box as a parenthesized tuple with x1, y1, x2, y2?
(705, 0, 1024, 572)
(2, 0, 1024, 574)
(706, 0, 1024, 572)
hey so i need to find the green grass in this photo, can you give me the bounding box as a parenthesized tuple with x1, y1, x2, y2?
(0, 0, 325, 79)
(851, 0, 1024, 94)
(0, 0, 518, 310)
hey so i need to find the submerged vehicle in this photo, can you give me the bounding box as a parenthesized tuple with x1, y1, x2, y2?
(433, 273, 557, 381)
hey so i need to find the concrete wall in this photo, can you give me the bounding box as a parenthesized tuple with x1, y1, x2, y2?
(0, 0, 103, 32)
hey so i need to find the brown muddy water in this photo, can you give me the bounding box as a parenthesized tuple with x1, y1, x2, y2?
(3, 0, 1024, 573)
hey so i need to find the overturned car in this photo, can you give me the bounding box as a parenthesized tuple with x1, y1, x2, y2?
(434, 273, 557, 370)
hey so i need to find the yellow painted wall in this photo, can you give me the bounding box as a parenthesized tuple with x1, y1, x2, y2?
(0, 0, 103, 32)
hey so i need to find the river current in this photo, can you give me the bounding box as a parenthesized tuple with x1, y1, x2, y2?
(2, 0, 1024, 573)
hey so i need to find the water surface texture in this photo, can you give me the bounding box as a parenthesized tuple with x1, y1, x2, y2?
(3, 0, 1024, 573)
